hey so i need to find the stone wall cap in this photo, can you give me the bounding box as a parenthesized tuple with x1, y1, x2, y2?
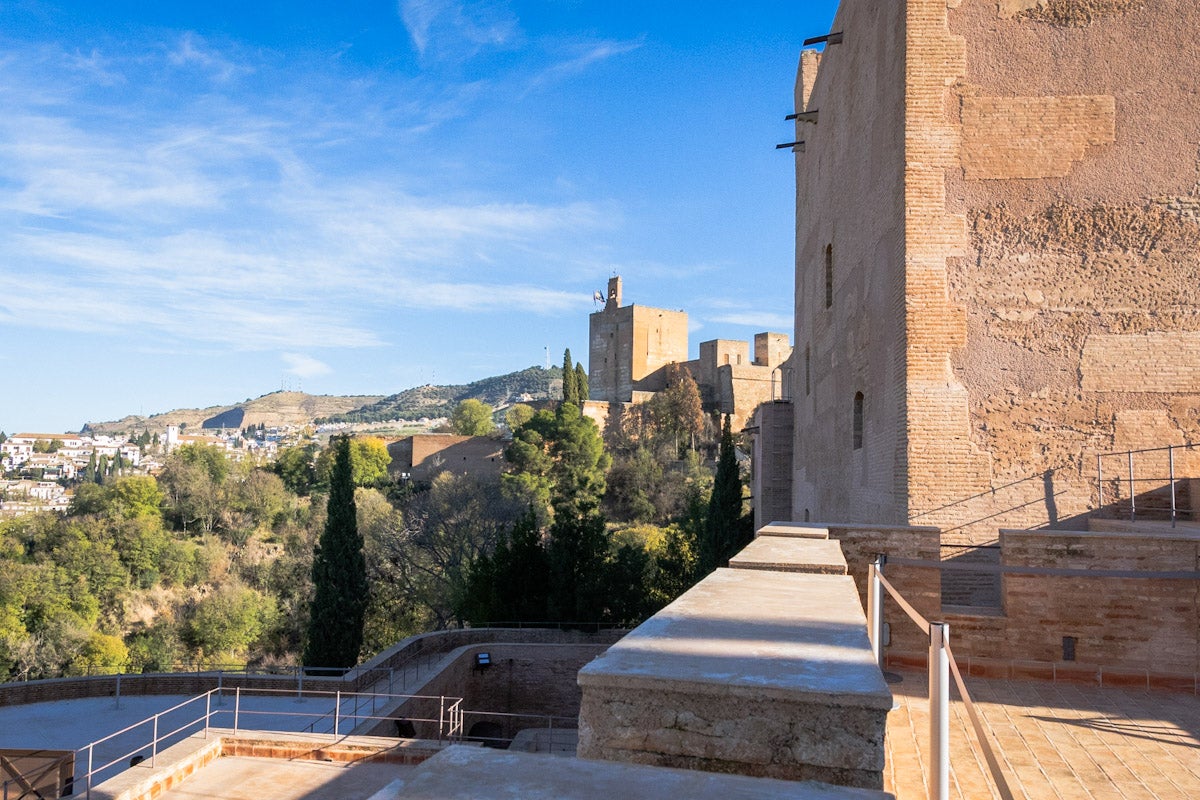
(380, 745, 894, 799)
(578, 569, 891, 709)
(730, 536, 848, 574)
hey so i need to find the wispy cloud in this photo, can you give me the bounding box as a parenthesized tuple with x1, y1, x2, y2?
(167, 32, 251, 82)
(526, 38, 644, 93)
(399, 0, 520, 60)
(0, 38, 612, 352)
(283, 353, 332, 379)
(704, 311, 793, 331)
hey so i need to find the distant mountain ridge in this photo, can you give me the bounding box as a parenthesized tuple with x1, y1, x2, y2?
(318, 365, 562, 424)
(83, 391, 385, 434)
(81, 366, 562, 433)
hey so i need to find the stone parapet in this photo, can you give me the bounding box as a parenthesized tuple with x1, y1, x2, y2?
(577, 568, 890, 788)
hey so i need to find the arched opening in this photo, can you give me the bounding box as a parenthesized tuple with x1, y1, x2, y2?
(468, 720, 506, 748)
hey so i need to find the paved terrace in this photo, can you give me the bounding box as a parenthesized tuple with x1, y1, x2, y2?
(884, 669, 1200, 800)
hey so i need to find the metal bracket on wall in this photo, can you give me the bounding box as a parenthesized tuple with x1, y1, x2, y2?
(802, 31, 844, 47)
(786, 110, 819, 124)
(775, 141, 806, 153)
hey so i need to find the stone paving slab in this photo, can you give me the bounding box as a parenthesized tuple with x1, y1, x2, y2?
(884, 669, 1200, 799)
(155, 756, 406, 800)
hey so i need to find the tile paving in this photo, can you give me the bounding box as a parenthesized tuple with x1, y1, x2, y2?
(884, 670, 1200, 799)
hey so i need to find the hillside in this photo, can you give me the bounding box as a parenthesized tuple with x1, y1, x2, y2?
(83, 391, 384, 434)
(319, 366, 562, 424)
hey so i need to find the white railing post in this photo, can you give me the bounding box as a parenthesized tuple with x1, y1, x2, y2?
(334, 691, 341, 736)
(86, 743, 93, 800)
(439, 696, 445, 742)
(234, 687, 240, 732)
(205, 691, 211, 738)
(152, 715, 159, 767)
(868, 554, 886, 670)
(929, 622, 950, 800)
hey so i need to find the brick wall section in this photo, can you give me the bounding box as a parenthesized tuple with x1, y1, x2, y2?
(823, 523, 942, 660)
(960, 94, 1115, 179)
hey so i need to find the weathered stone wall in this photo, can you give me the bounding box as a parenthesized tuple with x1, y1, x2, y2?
(789, 0, 1200, 541)
(790, 0, 910, 526)
(936, 0, 1200, 540)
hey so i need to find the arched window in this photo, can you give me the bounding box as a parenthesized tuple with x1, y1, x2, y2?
(824, 244, 833, 309)
(853, 392, 864, 450)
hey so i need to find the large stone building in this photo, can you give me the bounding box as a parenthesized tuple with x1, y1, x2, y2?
(587, 276, 792, 430)
(768, 0, 1200, 543)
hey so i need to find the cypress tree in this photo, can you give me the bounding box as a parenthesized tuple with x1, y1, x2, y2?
(574, 362, 589, 403)
(699, 415, 748, 575)
(561, 348, 578, 406)
(304, 436, 368, 670)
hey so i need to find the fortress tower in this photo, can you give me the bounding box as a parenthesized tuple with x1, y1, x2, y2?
(781, 0, 1200, 540)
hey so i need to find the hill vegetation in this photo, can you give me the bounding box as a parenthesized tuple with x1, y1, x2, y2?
(84, 392, 384, 435)
(318, 366, 561, 424)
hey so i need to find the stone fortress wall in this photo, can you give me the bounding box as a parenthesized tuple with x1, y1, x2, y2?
(784, 0, 1200, 542)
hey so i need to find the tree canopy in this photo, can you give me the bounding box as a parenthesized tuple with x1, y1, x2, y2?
(449, 399, 496, 437)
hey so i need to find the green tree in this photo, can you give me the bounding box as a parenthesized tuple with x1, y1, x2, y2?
(315, 436, 392, 488)
(575, 362, 589, 403)
(186, 583, 276, 660)
(699, 415, 750, 575)
(449, 399, 496, 437)
(561, 349, 578, 406)
(274, 444, 318, 495)
(457, 509, 550, 626)
(504, 403, 610, 523)
(304, 436, 368, 669)
(505, 403, 535, 432)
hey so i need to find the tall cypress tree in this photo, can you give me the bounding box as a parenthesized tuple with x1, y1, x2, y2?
(561, 348, 578, 406)
(304, 436, 368, 670)
(699, 415, 748, 575)
(574, 362, 589, 404)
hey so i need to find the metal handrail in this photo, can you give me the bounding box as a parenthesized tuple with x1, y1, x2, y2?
(1097, 442, 1199, 526)
(867, 556, 1015, 800)
(69, 685, 467, 798)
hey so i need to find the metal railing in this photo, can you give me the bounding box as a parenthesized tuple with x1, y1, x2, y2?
(867, 555, 1015, 800)
(1097, 443, 1200, 526)
(58, 685, 465, 799)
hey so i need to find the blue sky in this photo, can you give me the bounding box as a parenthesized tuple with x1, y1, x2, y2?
(0, 0, 838, 433)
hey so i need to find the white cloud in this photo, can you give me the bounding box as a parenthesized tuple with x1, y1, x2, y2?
(526, 38, 644, 93)
(704, 312, 793, 331)
(283, 353, 333, 379)
(167, 32, 250, 82)
(398, 0, 520, 60)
